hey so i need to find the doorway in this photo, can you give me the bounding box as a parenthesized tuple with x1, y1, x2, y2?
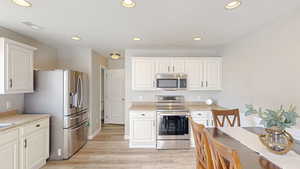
(104, 69, 125, 124)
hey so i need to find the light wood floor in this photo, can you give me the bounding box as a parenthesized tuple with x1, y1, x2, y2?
(43, 124, 195, 169)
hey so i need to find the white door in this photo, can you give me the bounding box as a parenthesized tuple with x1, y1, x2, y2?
(105, 69, 125, 124)
(185, 59, 205, 90)
(132, 58, 156, 90)
(0, 140, 18, 169)
(23, 129, 48, 169)
(172, 58, 185, 73)
(204, 59, 222, 90)
(7, 44, 33, 93)
(156, 58, 172, 73)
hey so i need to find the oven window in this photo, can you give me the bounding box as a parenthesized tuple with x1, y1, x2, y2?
(158, 116, 189, 135)
(156, 79, 178, 88)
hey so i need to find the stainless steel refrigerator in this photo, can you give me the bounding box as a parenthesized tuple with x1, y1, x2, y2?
(24, 69, 89, 160)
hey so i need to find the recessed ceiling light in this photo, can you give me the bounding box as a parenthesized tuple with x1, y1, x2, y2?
(12, 0, 32, 7)
(22, 22, 42, 30)
(122, 0, 136, 8)
(110, 53, 121, 60)
(193, 37, 202, 41)
(133, 37, 141, 41)
(225, 0, 241, 10)
(71, 36, 81, 41)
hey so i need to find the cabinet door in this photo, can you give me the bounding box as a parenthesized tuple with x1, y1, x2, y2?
(7, 44, 33, 93)
(185, 59, 205, 90)
(172, 58, 185, 73)
(0, 140, 18, 169)
(204, 59, 222, 90)
(156, 58, 172, 73)
(130, 118, 156, 147)
(132, 58, 156, 90)
(23, 128, 48, 169)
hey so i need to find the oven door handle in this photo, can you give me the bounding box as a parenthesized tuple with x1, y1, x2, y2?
(158, 113, 190, 117)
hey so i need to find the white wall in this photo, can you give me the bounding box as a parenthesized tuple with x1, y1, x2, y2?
(0, 27, 57, 113)
(124, 49, 219, 136)
(217, 10, 300, 127)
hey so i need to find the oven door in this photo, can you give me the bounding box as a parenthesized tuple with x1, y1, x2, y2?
(157, 112, 190, 140)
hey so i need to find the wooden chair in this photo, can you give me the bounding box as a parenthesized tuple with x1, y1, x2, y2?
(212, 109, 241, 127)
(205, 130, 243, 169)
(190, 118, 213, 169)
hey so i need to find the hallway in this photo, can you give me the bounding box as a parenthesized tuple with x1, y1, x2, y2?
(43, 124, 195, 169)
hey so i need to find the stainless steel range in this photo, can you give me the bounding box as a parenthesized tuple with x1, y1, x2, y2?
(156, 95, 190, 149)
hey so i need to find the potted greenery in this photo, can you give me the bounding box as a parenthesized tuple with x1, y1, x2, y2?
(245, 104, 298, 154)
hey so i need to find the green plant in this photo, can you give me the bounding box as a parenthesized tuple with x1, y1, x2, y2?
(245, 104, 298, 130)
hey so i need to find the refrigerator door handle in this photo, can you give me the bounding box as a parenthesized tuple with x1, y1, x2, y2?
(79, 75, 83, 108)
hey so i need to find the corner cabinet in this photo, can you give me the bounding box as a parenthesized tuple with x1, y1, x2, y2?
(129, 111, 156, 148)
(131, 57, 222, 91)
(0, 38, 37, 94)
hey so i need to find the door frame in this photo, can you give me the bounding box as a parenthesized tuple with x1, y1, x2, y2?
(99, 65, 107, 128)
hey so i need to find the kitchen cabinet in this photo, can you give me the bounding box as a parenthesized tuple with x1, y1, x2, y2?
(190, 111, 213, 147)
(0, 129, 19, 169)
(132, 57, 156, 90)
(155, 57, 185, 74)
(131, 57, 221, 91)
(20, 118, 49, 169)
(185, 57, 222, 91)
(185, 59, 205, 90)
(129, 111, 156, 148)
(0, 38, 36, 94)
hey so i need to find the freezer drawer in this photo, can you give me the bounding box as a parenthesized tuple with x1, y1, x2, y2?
(64, 111, 88, 129)
(63, 121, 88, 159)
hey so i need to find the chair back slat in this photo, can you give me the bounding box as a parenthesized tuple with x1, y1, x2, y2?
(205, 130, 243, 169)
(212, 109, 241, 127)
(190, 119, 213, 169)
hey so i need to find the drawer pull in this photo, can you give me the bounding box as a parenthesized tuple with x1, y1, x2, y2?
(141, 114, 145, 116)
(36, 124, 40, 127)
(198, 113, 202, 116)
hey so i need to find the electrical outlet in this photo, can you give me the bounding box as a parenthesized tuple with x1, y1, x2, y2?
(138, 96, 143, 100)
(197, 96, 202, 101)
(6, 101, 12, 109)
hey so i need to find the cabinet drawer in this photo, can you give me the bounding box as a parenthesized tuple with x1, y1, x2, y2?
(0, 129, 18, 145)
(21, 118, 49, 136)
(130, 111, 156, 119)
(191, 111, 210, 118)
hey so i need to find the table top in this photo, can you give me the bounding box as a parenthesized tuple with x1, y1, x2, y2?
(206, 127, 300, 169)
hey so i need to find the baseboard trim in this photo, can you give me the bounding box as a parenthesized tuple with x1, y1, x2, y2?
(88, 127, 101, 140)
(124, 135, 129, 140)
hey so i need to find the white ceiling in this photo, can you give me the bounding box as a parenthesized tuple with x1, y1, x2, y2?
(1, 0, 300, 56)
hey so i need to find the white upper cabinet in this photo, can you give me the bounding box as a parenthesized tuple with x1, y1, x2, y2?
(172, 58, 185, 73)
(185, 59, 205, 90)
(155, 58, 172, 73)
(204, 58, 222, 90)
(132, 57, 156, 90)
(155, 57, 185, 74)
(131, 57, 222, 91)
(0, 38, 36, 94)
(185, 57, 222, 91)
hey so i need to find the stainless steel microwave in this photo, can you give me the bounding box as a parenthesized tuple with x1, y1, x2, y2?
(155, 73, 187, 90)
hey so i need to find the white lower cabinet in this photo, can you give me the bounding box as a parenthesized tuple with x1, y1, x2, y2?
(0, 129, 19, 169)
(0, 118, 49, 169)
(129, 111, 156, 148)
(190, 111, 213, 147)
(20, 118, 49, 169)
